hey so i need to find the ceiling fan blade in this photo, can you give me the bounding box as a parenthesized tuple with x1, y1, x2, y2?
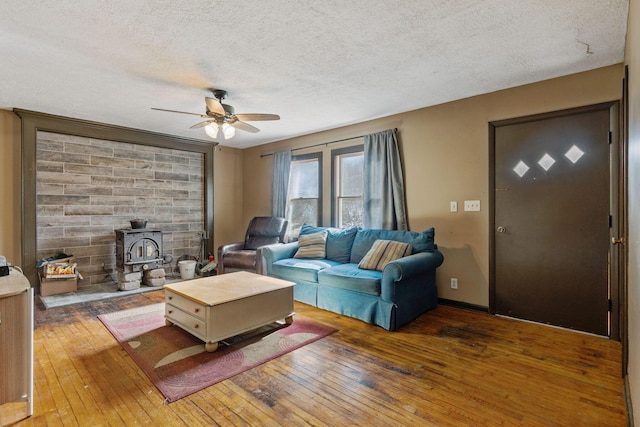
(151, 107, 207, 118)
(230, 120, 260, 133)
(234, 113, 280, 121)
(205, 97, 226, 116)
(190, 120, 218, 129)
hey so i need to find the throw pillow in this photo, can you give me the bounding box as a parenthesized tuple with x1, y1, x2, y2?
(358, 239, 412, 271)
(294, 231, 328, 259)
(350, 227, 434, 264)
(299, 224, 358, 263)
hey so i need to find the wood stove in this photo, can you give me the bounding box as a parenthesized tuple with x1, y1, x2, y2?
(115, 228, 163, 273)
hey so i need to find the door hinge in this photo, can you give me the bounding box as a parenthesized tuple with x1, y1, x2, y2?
(608, 299, 613, 312)
(608, 131, 613, 144)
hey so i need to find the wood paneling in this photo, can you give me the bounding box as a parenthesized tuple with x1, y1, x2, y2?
(15, 109, 216, 289)
(34, 131, 206, 291)
(0, 291, 627, 426)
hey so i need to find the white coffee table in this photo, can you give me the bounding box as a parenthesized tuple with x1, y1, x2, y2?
(163, 271, 295, 352)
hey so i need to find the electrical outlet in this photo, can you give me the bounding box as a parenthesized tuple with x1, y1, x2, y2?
(450, 201, 458, 212)
(450, 278, 458, 289)
(464, 200, 481, 211)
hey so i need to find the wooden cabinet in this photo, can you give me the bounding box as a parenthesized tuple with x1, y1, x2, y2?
(0, 269, 34, 419)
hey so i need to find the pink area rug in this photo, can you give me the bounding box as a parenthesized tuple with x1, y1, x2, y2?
(98, 303, 337, 402)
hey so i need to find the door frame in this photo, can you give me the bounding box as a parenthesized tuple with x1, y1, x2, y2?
(620, 67, 629, 371)
(488, 101, 623, 340)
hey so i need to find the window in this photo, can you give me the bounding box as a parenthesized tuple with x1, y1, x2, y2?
(287, 153, 322, 236)
(332, 145, 364, 228)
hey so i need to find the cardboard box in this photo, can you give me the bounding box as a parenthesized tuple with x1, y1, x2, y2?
(37, 255, 80, 296)
(39, 274, 78, 296)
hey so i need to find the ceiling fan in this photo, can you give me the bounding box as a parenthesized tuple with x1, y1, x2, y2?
(151, 89, 280, 140)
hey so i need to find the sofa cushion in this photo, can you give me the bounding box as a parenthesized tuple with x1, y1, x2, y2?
(294, 231, 327, 258)
(350, 227, 435, 264)
(358, 239, 412, 271)
(300, 224, 358, 263)
(272, 258, 340, 283)
(318, 264, 382, 296)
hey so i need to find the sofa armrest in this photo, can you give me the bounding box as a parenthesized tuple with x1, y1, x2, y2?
(380, 250, 444, 302)
(260, 242, 299, 275)
(255, 243, 285, 275)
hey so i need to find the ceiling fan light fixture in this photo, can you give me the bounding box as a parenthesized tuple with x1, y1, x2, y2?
(222, 123, 235, 139)
(204, 122, 235, 140)
(204, 122, 219, 139)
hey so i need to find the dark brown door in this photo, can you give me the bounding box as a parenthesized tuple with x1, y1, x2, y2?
(491, 104, 614, 336)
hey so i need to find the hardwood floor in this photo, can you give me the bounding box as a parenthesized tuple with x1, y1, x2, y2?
(0, 290, 627, 426)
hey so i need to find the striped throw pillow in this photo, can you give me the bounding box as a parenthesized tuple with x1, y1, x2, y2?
(294, 231, 328, 259)
(358, 239, 412, 271)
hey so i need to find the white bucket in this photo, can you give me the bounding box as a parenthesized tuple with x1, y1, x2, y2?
(178, 260, 197, 280)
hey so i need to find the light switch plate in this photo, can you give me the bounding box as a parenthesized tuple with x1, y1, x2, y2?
(450, 201, 458, 212)
(464, 200, 480, 211)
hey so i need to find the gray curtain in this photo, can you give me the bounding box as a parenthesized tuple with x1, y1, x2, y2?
(363, 129, 408, 230)
(271, 150, 291, 218)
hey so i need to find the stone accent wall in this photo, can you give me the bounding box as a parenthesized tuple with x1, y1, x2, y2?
(36, 131, 205, 290)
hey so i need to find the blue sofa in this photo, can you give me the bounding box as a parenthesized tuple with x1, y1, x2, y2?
(261, 224, 444, 331)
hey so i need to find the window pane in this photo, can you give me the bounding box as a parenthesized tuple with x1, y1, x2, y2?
(333, 147, 364, 228)
(332, 150, 364, 231)
(339, 154, 363, 197)
(289, 160, 319, 198)
(288, 199, 318, 236)
(287, 154, 321, 237)
(338, 197, 363, 228)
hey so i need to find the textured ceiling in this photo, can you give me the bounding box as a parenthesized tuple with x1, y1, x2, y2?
(0, 1, 629, 148)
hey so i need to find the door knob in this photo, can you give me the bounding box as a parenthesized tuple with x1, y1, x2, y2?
(497, 226, 507, 233)
(612, 237, 625, 245)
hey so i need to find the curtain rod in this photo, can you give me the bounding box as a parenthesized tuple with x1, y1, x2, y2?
(260, 128, 397, 158)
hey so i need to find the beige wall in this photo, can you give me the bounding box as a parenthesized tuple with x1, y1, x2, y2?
(242, 64, 623, 307)
(0, 67, 625, 304)
(212, 145, 245, 254)
(0, 110, 21, 265)
(1, 68, 621, 301)
(625, 0, 640, 421)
